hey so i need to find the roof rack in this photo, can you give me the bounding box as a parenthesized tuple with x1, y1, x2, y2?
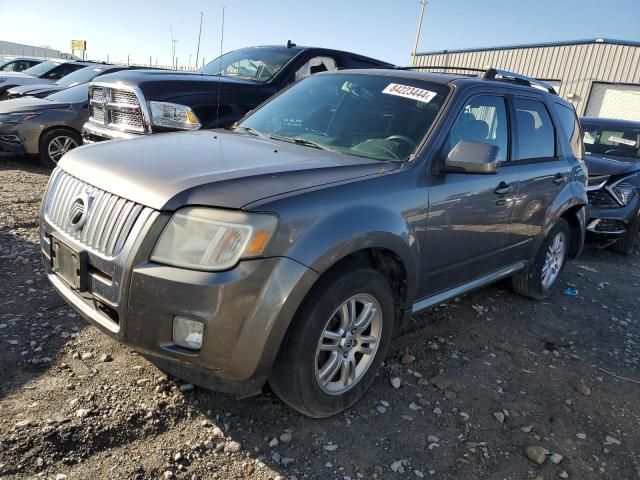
(394, 65, 558, 95)
(483, 68, 557, 94)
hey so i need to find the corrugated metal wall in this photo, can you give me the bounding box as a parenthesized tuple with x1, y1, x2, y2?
(413, 42, 640, 116)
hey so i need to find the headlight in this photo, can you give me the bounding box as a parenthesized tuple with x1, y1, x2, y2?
(610, 182, 636, 206)
(148, 101, 201, 130)
(151, 207, 278, 271)
(0, 112, 40, 124)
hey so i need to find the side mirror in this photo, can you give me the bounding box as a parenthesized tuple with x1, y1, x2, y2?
(442, 140, 499, 174)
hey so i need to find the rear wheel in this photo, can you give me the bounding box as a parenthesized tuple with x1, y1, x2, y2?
(39, 129, 81, 167)
(609, 219, 640, 255)
(269, 264, 395, 418)
(512, 219, 570, 300)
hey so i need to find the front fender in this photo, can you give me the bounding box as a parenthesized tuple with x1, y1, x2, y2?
(276, 205, 421, 307)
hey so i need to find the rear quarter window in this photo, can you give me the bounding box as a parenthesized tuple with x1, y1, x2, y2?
(554, 102, 584, 160)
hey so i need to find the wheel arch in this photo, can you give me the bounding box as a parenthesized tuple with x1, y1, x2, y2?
(38, 125, 82, 153)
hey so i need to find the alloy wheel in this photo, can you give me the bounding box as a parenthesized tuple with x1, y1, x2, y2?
(541, 231, 566, 289)
(314, 293, 382, 395)
(48, 135, 78, 163)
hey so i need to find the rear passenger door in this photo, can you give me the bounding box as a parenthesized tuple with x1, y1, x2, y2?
(508, 94, 573, 255)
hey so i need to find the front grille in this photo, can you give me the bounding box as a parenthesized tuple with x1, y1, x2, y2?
(43, 168, 144, 257)
(595, 219, 627, 232)
(587, 189, 618, 208)
(88, 85, 146, 133)
(112, 110, 144, 129)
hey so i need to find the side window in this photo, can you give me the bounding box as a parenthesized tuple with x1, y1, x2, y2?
(294, 56, 338, 82)
(443, 95, 509, 162)
(554, 102, 583, 160)
(515, 98, 556, 160)
(0, 62, 14, 71)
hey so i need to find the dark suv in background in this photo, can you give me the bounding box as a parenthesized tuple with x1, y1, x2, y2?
(82, 42, 393, 143)
(41, 67, 587, 417)
(582, 117, 640, 254)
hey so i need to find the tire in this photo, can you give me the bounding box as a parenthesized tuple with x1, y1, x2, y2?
(269, 264, 395, 418)
(609, 219, 640, 255)
(512, 219, 570, 300)
(39, 129, 81, 168)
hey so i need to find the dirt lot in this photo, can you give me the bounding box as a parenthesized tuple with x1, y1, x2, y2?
(1, 156, 639, 480)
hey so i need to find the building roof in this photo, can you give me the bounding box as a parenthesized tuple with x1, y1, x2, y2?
(417, 38, 640, 56)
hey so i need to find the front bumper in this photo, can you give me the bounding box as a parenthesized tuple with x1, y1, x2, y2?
(42, 209, 318, 394)
(82, 121, 147, 143)
(586, 194, 640, 241)
(0, 133, 26, 155)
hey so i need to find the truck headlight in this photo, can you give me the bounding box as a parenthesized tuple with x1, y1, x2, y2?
(148, 101, 201, 130)
(610, 182, 636, 206)
(151, 208, 278, 271)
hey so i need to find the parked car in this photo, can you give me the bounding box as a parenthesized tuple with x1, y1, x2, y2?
(41, 67, 587, 417)
(581, 117, 640, 254)
(0, 56, 43, 73)
(3, 64, 133, 100)
(0, 84, 88, 165)
(82, 42, 393, 143)
(0, 60, 99, 99)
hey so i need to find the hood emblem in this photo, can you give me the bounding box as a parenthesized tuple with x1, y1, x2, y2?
(68, 192, 93, 231)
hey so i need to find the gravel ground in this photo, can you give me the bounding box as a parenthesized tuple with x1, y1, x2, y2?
(1, 156, 639, 480)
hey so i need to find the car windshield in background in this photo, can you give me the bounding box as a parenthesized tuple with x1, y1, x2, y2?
(583, 123, 640, 160)
(23, 61, 60, 77)
(238, 73, 449, 162)
(47, 84, 89, 103)
(56, 66, 109, 87)
(200, 47, 298, 81)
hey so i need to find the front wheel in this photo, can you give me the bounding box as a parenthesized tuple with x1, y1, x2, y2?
(39, 129, 81, 167)
(512, 219, 570, 300)
(269, 265, 395, 418)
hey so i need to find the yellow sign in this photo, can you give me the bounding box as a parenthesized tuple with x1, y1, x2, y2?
(71, 40, 86, 51)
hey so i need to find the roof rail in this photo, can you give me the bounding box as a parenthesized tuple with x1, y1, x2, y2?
(483, 68, 557, 94)
(394, 65, 558, 95)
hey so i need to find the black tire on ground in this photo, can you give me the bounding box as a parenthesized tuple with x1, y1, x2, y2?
(512, 218, 570, 300)
(609, 219, 640, 255)
(39, 129, 81, 168)
(269, 263, 395, 418)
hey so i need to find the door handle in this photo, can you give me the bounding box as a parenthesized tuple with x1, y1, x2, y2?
(553, 173, 567, 185)
(494, 182, 513, 195)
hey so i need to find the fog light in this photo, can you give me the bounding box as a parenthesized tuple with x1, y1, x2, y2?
(173, 316, 204, 350)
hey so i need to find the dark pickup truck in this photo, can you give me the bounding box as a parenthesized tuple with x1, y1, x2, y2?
(83, 42, 393, 143)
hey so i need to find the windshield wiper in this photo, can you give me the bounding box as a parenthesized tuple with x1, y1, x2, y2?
(269, 134, 335, 152)
(231, 125, 265, 138)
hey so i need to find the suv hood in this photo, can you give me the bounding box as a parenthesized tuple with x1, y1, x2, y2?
(0, 96, 69, 113)
(95, 70, 261, 101)
(585, 153, 640, 177)
(59, 131, 398, 210)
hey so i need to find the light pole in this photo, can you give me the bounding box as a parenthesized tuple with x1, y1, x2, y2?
(195, 11, 204, 69)
(412, 0, 428, 65)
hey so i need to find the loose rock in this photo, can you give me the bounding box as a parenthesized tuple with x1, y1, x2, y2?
(525, 446, 548, 465)
(390, 377, 401, 389)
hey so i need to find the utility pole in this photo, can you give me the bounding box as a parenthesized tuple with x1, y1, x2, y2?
(412, 0, 428, 65)
(195, 11, 204, 68)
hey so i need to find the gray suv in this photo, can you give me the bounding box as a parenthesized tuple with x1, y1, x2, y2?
(40, 67, 587, 417)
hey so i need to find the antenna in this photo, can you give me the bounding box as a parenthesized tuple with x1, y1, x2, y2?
(216, 6, 225, 128)
(195, 11, 204, 69)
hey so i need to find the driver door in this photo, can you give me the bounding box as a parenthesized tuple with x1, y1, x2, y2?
(419, 92, 519, 298)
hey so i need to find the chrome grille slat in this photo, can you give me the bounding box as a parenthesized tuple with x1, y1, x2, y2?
(43, 169, 146, 257)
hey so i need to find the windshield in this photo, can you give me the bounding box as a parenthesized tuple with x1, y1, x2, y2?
(238, 73, 449, 162)
(583, 122, 640, 160)
(200, 47, 298, 81)
(56, 66, 110, 87)
(23, 61, 60, 77)
(47, 84, 89, 103)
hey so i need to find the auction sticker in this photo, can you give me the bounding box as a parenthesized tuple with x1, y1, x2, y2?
(608, 136, 637, 147)
(382, 83, 437, 103)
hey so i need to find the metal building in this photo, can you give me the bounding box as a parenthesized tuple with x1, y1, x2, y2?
(413, 38, 640, 121)
(0, 40, 62, 59)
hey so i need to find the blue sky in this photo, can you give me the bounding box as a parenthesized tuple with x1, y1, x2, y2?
(1, 0, 639, 67)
